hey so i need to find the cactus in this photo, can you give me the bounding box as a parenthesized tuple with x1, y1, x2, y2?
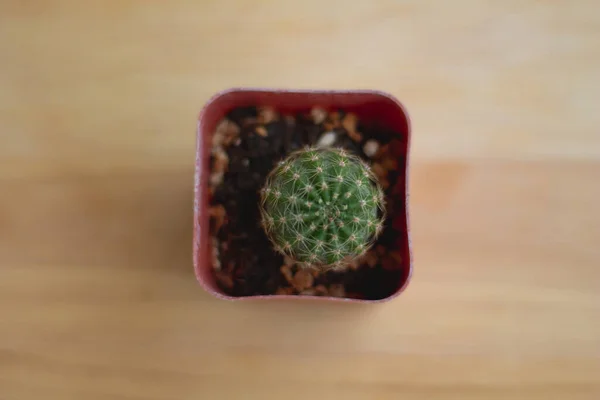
(259, 147, 386, 270)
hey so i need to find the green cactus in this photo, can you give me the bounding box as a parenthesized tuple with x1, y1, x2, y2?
(259, 147, 386, 270)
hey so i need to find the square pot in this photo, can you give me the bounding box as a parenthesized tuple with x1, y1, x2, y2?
(194, 88, 412, 302)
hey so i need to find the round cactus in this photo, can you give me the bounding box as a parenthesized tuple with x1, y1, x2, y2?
(259, 147, 386, 270)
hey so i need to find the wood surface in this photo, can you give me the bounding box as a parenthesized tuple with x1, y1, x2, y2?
(1, 1, 599, 399)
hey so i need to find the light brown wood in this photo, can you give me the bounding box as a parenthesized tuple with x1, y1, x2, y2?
(1, 1, 599, 399)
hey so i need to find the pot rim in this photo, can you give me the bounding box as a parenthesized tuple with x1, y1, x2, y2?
(194, 87, 413, 303)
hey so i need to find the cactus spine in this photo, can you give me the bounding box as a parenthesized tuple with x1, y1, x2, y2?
(259, 147, 386, 270)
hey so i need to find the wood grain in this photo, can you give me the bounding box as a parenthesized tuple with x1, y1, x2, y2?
(1, 1, 599, 399)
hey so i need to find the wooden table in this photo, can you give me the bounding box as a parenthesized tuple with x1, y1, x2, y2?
(1, 1, 599, 399)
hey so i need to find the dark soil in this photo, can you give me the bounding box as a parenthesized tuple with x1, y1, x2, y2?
(208, 106, 407, 300)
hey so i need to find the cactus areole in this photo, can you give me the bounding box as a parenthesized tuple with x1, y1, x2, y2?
(259, 147, 386, 270)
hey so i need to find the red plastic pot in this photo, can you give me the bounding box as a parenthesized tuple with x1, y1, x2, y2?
(194, 88, 412, 302)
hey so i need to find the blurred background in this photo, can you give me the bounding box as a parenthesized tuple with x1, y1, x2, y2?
(1, 1, 599, 399)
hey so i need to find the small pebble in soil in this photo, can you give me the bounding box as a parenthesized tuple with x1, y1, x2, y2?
(213, 119, 240, 148)
(342, 113, 357, 132)
(363, 140, 380, 158)
(258, 106, 278, 125)
(348, 131, 363, 143)
(209, 204, 226, 231)
(283, 256, 296, 267)
(371, 163, 386, 180)
(310, 107, 327, 124)
(342, 113, 362, 142)
(316, 131, 337, 148)
(292, 269, 314, 292)
(212, 148, 229, 173)
(326, 111, 342, 130)
(390, 251, 403, 263)
(315, 285, 328, 295)
(215, 270, 233, 289)
(255, 126, 268, 137)
(382, 157, 398, 171)
(363, 251, 378, 268)
(209, 171, 224, 188)
(208, 105, 407, 300)
(347, 257, 360, 271)
(211, 237, 221, 270)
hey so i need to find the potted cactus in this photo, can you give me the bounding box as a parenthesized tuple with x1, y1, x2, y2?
(259, 147, 386, 271)
(194, 88, 412, 302)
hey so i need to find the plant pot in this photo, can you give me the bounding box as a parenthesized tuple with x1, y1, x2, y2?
(194, 88, 412, 302)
